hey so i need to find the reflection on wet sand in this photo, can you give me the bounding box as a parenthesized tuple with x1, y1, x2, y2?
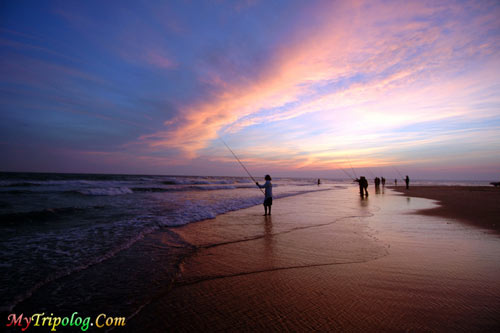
(125, 187, 500, 332)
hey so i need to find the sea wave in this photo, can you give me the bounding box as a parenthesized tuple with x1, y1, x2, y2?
(157, 187, 333, 227)
(0, 182, 336, 312)
(0, 207, 91, 225)
(0, 223, 167, 313)
(0, 182, 42, 187)
(0, 189, 40, 195)
(162, 178, 235, 185)
(76, 187, 134, 196)
(1, 184, 263, 196)
(131, 187, 170, 193)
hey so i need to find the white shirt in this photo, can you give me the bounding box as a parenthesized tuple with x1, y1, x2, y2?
(258, 180, 272, 198)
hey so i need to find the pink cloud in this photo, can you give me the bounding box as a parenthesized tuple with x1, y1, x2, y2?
(136, 0, 499, 172)
(144, 51, 177, 69)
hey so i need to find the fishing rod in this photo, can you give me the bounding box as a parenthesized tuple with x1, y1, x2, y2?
(380, 165, 388, 178)
(383, 165, 394, 180)
(220, 138, 265, 195)
(387, 165, 400, 182)
(378, 165, 389, 182)
(346, 156, 358, 180)
(339, 166, 356, 181)
(393, 166, 405, 180)
(363, 166, 376, 179)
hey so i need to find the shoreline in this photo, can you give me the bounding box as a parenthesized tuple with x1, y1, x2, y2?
(391, 186, 500, 233)
(125, 187, 500, 331)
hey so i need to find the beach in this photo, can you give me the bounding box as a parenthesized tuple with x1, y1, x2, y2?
(2, 176, 500, 332)
(125, 186, 500, 331)
(392, 186, 500, 233)
(0, 174, 346, 329)
(3, 0, 500, 331)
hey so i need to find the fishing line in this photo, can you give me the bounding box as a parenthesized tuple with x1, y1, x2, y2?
(363, 166, 376, 179)
(336, 158, 356, 181)
(347, 155, 358, 179)
(393, 166, 405, 180)
(220, 138, 265, 195)
(339, 166, 355, 181)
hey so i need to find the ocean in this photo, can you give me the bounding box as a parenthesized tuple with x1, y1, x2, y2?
(0, 172, 491, 326)
(0, 172, 343, 320)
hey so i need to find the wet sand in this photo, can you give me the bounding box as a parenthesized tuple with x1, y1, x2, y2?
(392, 186, 500, 233)
(126, 187, 500, 331)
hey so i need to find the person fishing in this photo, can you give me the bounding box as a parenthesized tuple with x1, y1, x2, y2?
(355, 176, 369, 198)
(405, 175, 410, 189)
(256, 175, 273, 215)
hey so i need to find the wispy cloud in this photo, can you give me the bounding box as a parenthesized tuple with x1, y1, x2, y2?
(139, 0, 500, 172)
(2, 0, 499, 177)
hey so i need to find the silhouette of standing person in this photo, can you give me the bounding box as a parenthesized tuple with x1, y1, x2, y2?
(374, 177, 381, 194)
(405, 175, 410, 189)
(394, 178, 398, 186)
(361, 177, 369, 197)
(256, 175, 273, 216)
(355, 176, 369, 198)
(381, 177, 386, 187)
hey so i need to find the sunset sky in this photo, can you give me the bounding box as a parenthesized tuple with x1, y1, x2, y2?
(1, 0, 499, 179)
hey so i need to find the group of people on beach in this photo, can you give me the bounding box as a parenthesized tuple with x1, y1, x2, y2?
(255, 174, 410, 213)
(374, 177, 386, 188)
(356, 175, 410, 198)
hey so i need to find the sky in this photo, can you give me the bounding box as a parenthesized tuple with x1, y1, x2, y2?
(1, 0, 499, 180)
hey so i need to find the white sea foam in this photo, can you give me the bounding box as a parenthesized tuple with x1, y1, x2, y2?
(161, 177, 237, 185)
(0, 173, 344, 312)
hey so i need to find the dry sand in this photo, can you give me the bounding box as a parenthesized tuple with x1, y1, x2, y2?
(126, 187, 500, 332)
(392, 186, 500, 233)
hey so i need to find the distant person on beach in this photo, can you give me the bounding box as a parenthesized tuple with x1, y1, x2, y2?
(394, 178, 397, 186)
(405, 175, 410, 189)
(256, 175, 273, 215)
(317, 178, 321, 185)
(355, 176, 369, 198)
(381, 177, 386, 187)
(374, 177, 381, 194)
